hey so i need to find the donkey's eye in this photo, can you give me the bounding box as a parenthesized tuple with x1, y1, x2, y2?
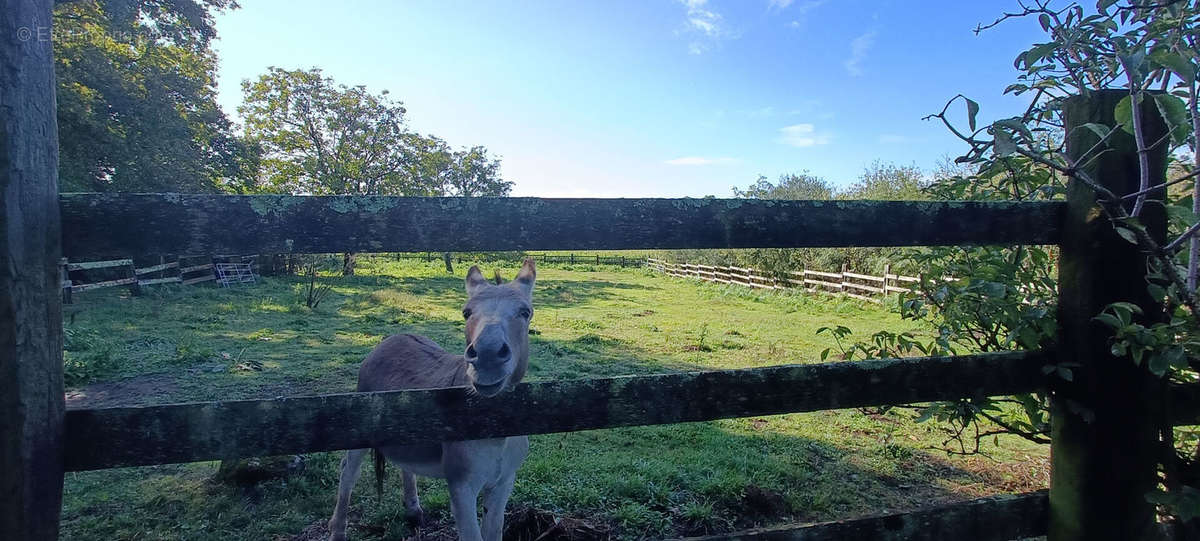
(518, 308, 532, 320)
(462, 308, 472, 320)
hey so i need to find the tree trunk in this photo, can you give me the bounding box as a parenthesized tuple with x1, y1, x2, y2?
(342, 252, 356, 276)
(443, 252, 454, 273)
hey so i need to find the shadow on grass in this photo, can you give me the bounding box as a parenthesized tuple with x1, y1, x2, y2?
(58, 414, 1029, 541)
(59, 265, 1045, 540)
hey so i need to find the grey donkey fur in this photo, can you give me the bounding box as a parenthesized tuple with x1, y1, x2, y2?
(328, 259, 537, 541)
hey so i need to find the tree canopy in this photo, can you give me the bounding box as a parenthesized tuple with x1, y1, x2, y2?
(240, 67, 511, 197)
(54, 0, 252, 193)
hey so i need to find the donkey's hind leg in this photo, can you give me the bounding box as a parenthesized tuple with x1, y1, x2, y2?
(402, 470, 426, 528)
(328, 448, 368, 541)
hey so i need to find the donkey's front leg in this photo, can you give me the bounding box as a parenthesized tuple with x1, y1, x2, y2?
(447, 478, 484, 541)
(328, 448, 368, 541)
(480, 473, 517, 541)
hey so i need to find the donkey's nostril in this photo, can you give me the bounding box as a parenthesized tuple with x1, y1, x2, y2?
(466, 344, 478, 359)
(497, 343, 510, 358)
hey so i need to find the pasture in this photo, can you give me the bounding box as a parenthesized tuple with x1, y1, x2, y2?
(59, 256, 1047, 540)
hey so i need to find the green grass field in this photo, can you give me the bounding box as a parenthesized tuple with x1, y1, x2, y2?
(59, 256, 1048, 540)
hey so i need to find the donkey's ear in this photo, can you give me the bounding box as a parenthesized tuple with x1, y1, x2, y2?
(466, 266, 489, 297)
(513, 258, 536, 297)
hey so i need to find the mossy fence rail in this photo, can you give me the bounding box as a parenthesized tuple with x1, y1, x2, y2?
(1, 24, 1194, 537)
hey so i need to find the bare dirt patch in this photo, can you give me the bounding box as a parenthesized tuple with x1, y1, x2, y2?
(65, 373, 179, 408)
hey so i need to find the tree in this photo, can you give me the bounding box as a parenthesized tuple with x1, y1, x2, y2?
(240, 68, 511, 274)
(832, 0, 1200, 530)
(732, 172, 833, 200)
(240, 67, 418, 197)
(54, 0, 253, 193)
(445, 146, 512, 197)
(843, 161, 927, 200)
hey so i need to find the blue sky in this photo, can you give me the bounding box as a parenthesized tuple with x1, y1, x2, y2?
(211, 1, 1047, 197)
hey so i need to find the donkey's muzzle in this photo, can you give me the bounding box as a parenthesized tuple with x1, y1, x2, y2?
(465, 336, 512, 369)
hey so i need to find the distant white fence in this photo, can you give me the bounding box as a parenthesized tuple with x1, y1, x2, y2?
(645, 258, 919, 303)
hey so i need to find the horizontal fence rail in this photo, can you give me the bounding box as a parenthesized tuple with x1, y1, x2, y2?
(684, 491, 1048, 541)
(64, 351, 1048, 471)
(59, 195, 1066, 259)
(648, 259, 920, 303)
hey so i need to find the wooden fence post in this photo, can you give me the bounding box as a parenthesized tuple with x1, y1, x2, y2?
(60, 258, 72, 305)
(126, 259, 141, 296)
(882, 263, 891, 295)
(1, 0, 66, 538)
(1050, 90, 1169, 541)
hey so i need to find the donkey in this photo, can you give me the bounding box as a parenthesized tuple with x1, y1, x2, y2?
(328, 259, 537, 541)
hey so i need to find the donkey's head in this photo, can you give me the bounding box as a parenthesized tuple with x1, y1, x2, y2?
(462, 259, 536, 397)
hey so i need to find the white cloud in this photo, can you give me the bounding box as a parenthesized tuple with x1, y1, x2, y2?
(677, 0, 726, 54)
(778, 123, 831, 147)
(665, 156, 739, 165)
(781, 0, 827, 27)
(844, 30, 877, 76)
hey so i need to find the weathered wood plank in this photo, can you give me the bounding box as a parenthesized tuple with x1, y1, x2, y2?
(134, 261, 178, 275)
(137, 277, 182, 287)
(804, 270, 843, 279)
(1, 0, 65, 537)
(66, 258, 132, 271)
(1051, 90, 1167, 541)
(180, 263, 214, 273)
(842, 282, 884, 294)
(71, 277, 136, 292)
(59, 195, 1066, 259)
(842, 271, 884, 282)
(803, 278, 841, 289)
(181, 274, 216, 285)
(63, 351, 1047, 471)
(681, 491, 1047, 541)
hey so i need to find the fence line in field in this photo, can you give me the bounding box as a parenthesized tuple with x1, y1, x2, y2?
(646, 258, 919, 303)
(59, 254, 257, 302)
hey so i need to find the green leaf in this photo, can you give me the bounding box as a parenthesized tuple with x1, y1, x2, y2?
(1119, 49, 1148, 80)
(1109, 302, 1144, 315)
(981, 281, 1007, 298)
(1114, 95, 1135, 135)
(1150, 50, 1195, 85)
(1025, 42, 1058, 68)
(1115, 226, 1139, 245)
(1094, 313, 1123, 329)
(1148, 351, 1168, 377)
(1039, 14, 1052, 31)
(1153, 94, 1190, 146)
(965, 98, 980, 132)
(1078, 122, 1112, 140)
(994, 127, 1017, 157)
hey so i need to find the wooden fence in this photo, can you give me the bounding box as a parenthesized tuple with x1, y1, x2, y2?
(647, 258, 918, 302)
(0, 33, 1185, 541)
(59, 254, 256, 303)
